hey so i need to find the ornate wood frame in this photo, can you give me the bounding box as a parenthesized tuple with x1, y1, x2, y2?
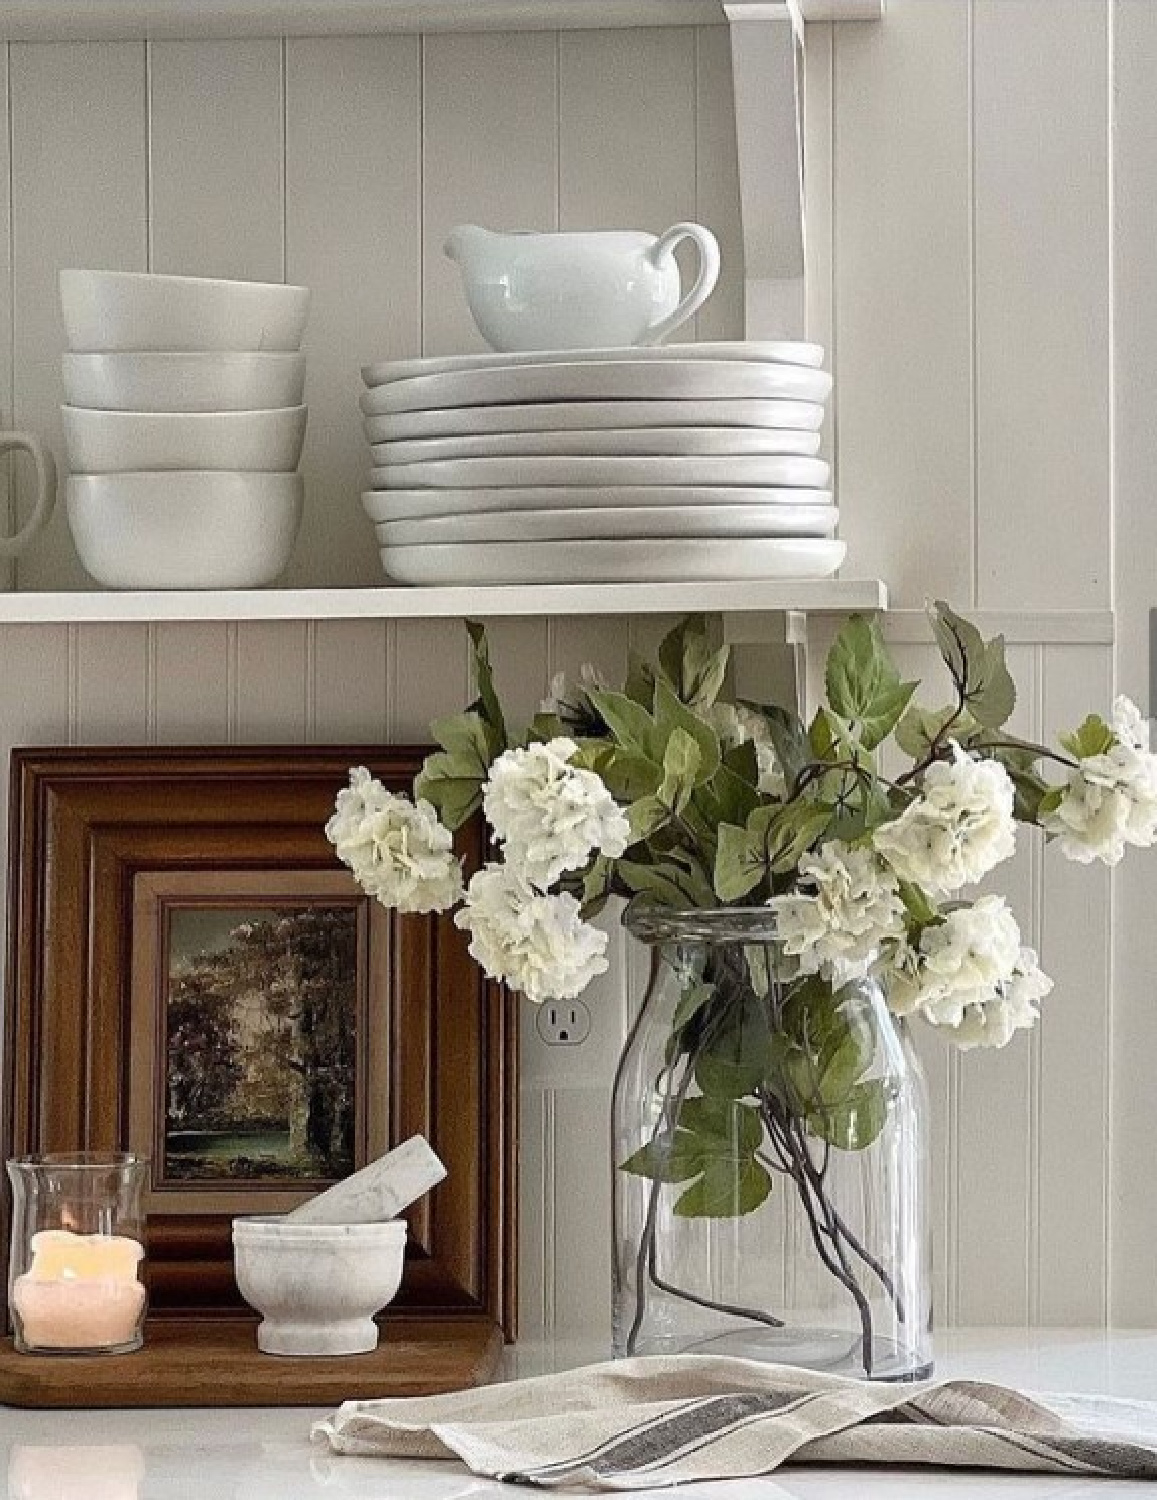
(3, 747, 516, 1338)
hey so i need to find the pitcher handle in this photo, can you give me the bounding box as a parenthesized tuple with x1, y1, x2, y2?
(640, 222, 721, 345)
(0, 432, 56, 558)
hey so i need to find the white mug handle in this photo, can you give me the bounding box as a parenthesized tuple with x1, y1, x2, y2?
(640, 222, 722, 346)
(0, 431, 56, 558)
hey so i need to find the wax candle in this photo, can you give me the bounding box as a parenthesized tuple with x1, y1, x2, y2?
(12, 1229, 146, 1351)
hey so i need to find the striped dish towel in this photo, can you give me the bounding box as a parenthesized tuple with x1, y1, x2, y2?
(312, 1355, 1157, 1489)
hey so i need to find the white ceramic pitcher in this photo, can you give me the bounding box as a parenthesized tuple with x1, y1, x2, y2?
(0, 432, 55, 558)
(444, 223, 721, 352)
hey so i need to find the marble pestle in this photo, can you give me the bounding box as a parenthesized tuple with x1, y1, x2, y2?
(285, 1135, 447, 1226)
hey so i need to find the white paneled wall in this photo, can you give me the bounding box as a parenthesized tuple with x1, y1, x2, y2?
(0, 0, 1150, 1335)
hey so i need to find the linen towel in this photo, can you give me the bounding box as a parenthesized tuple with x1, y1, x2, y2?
(312, 1355, 1157, 1489)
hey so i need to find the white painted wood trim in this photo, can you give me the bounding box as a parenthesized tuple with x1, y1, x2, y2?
(882, 609, 1116, 645)
(0, 1, 881, 39)
(0, 579, 887, 625)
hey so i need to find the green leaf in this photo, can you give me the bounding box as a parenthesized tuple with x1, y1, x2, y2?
(465, 620, 508, 748)
(671, 980, 715, 1033)
(928, 601, 1016, 730)
(1038, 785, 1065, 818)
(619, 1129, 703, 1183)
(824, 615, 917, 750)
(588, 689, 657, 758)
(1005, 765, 1052, 823)
(616, 859, 698, 908)
(658, 727, 701, 812)
(430, 709, 495, 769)
(622, 651, 657, 709)
(760, 800, 833, 874)
(584, 742, 662, 801)
(808, 1078, 890, 1151)
(698, 760, 762, 830)
(625, 794, 669, 842)
(657, 614, 731, 708)
(413, 750, 484, 830)
(653, 680, 721, 783)
(714, 822, 765, 902)
(895, 702, 971, 760)
(898, 880, 939, 927)
(1059, 713, 1115, 760)
(694, 998, 773, 1101)
(674, 1157, 772, 1218)
(741, 701, 810, 787)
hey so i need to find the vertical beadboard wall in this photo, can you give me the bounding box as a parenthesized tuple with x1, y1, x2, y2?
(0, 0, 1148, 1334)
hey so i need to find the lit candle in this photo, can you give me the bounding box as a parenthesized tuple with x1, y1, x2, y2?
(12, 1229, 146, 1350)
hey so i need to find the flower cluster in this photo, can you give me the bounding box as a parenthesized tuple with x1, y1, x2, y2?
(1040, 697, 1157, 866)
(325, 767, 463, 914)
(325, 610, 1157, 1057)
(483, 737, 631, 889)
(872, 744, 1016, 893)
(769, 842, 905, 985)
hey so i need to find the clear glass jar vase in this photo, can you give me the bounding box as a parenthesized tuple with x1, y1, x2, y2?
(6, 1152, 148, 1355)
(612, 909, 931, 1381)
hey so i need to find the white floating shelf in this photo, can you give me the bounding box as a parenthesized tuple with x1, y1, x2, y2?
(0, 0, 881, 40)
(0, 579, 886, 626)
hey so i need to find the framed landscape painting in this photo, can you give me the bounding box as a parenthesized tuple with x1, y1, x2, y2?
(3, 747, 516, 1333)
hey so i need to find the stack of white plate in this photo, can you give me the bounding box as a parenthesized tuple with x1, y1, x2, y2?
(359, 342, 839, 585)
(59, 270, 310, 589)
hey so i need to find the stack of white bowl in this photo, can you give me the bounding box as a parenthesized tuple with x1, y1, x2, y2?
(59, 270, 310, 589)
(358, 342, 838, 586)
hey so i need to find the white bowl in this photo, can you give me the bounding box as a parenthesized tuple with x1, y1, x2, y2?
(62, 405, 308, 474)
(67, 472, 303, 589)
(62, 352, 306, 412)
(60, 269, 310, 353)
(232, 1216, 407, 1356)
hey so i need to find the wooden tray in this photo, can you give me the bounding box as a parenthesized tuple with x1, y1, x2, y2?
(0, 1315, 504, 1408)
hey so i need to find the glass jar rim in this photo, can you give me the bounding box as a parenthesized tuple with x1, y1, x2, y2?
(625, 905, 781, 946)
(6, 1151, 148, 1171)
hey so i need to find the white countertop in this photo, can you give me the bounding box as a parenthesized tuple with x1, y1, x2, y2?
(5, 1328, 1157, 1498)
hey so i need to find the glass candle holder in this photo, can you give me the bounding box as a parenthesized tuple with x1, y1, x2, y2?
(6, 1153, 148, 1355)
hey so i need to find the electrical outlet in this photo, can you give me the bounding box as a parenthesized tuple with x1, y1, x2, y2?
(535, 998, 592, 1046)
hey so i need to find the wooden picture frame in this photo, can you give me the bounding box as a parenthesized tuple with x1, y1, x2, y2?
(3, 747, 516, 1338)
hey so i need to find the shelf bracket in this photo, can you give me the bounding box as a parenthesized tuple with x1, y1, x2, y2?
(723, 0, 882, 341)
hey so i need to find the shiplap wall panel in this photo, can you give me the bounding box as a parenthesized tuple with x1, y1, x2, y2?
(11, 42, 147, 592)
(693, 23, 744, 344)
(559, 28, 697, 236)
(1107, 0, 1157, 1327)
(422, 32, 558, 357)
(0, 7, 1141, 1336)
(972, 0, 1110, 611)
(148, 40, 284, 280)
(1038, 644, 1112, 1324)
(150, 622, 230, 742)
(951, 643, 1038, 1326)
(285, 36, 420, 590)
(75, 624, 151, 743)
(0, 56, 12, 594)
(832, 0, 973, 609)
(311, 620, 390, 743)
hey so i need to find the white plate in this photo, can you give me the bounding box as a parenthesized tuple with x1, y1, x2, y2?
(361, 340, 825, 386)
(371, 427, 823, 464)
(376, 503, 838, 546)
(370, 454, 831, 492)
(363, 360, 833, 416)
(379, 537, 846, 585)
(362, 485, 835, 523)
(365, 398, 825, 443)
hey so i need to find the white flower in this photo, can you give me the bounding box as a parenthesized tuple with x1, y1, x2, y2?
(482, 737, 631, 890)
(1113, 695, 1149, 751)
(454, 864, 609, 1003)
(879, 897, 1047, 1050)
(873, 744, 1016, 894)
(1042, 714, 1157, 867)
(326, 768, 463, 914)
(768, 841, 906, 984)
(707, 702, 787, 798)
